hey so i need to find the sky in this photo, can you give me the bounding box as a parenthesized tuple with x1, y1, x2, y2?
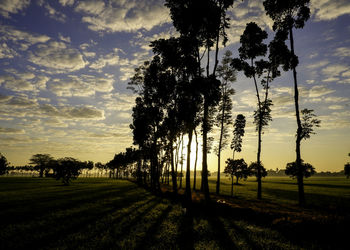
(0, 0, 349, 172)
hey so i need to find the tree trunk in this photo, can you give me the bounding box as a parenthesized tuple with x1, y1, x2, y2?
(202, 98, 210, 201)
(170, 142, 178, 194)
(252, 59, 262, 200)
(185, 129, 193, 206)
(180, 134, 184, 189)
(289, 27, 305, 206)
(216, 86, 226, 195)
(39, 167, 44, 178)
(193, 129, 198, 191)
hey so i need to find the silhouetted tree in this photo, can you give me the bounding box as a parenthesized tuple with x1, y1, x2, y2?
(230, 114, 246, 159)
(215, 50, 236, 195)
(0, 152, 9, 175)
(165, 0, 235, 201)
(29, 154, 54, 177)
(285, 160, 315, 179)
(300, 109, 321, 140)
(263, 0, 311, 206)
(248, 162, 268, 179)
(52, 157, 82, 185)
(224, 158, 248, 196)
(231, 22, 277, 199)
(345, 164, 350, 179)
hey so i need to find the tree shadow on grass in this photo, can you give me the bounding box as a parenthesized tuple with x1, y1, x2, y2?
(135, 205, 173, 249)
(1, 187, 154, 250)
(177, 213, 195, 250)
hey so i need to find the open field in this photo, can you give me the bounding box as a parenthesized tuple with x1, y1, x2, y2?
(1, 177, 349, 249)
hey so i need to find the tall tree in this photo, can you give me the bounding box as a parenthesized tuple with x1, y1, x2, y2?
(263, 0, 311, 206)
(230, 114, 246, 160)
(29, 154, 54, 178)
(231, 22, 277, 199)
(215, 50, 236, 194)
(165, 0, 235, 201)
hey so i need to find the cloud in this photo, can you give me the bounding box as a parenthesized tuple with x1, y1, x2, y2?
(28, 41, 87, 72)
(328, 105, 343, 110)
(308, 85, 335, 98)
(47, 75, 114, 97)
(311, 0, 350, 21)
(0, 94, 12, 102)
(321, 64, 349, 79)
(42, 3, 67, 22)
(89, 49, 120, 70)
(5, 96, 37, 107)
(0, 25, 50, 51)
(0, 127, 25, 134)
(334, 47, 350, 58)
(59, 0, 74, 6)
(0, 0, 30, 18)
(58, 33, 71, 43)
(306, 60, 329, 70)
(0, 75, 34, 92)
(40, 104, 105, 120)
(0, 42, 17, 58)
(75, 0, 169, 33)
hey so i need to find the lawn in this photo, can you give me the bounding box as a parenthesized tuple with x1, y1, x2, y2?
(0, 177, 349, 249)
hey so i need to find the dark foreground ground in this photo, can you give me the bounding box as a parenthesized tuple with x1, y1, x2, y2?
(0, 177, 349, 249)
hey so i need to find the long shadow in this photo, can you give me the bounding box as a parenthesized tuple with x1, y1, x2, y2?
(95, 199, 165, 249)
(205, 211, 238, 250)
(0, 186, 150, 248)
(177, 213, 195, 250)
(224, 219, 261, 249)
(0, 184, 141, 225)
(2, 195, 158, 250)
(48, 197, 159, 250)
(134, 205, 173, 249)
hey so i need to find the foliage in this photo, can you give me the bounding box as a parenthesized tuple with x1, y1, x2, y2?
(51, 157, 83, 185)
(248, 162, 268, 178)
(300, 108, 321, 140)
(263, 0, 311, 32)
(230, 114, 246, 156)
(345, 163, 350, 179)
(29, 154, 54, 177)
(224, 158, 249, 183)
(285, 160, 315, 179)
(0, 152, 9, 175)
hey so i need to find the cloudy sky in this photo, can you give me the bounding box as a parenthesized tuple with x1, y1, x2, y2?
(0, 0, 349, 172)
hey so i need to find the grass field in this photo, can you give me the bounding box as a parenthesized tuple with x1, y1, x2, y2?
(1, 177, 349, 249)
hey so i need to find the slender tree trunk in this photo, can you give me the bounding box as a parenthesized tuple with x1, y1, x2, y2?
(39, 167, 44, 178)
(180, 134, 184, 189)
(202, 99, 210, 201)
(216, 92, 226, 195)
(185, 129, 193, 206)
(170, 142, 178, 194)
(252, 59, 262, 200)
(193, 129, 198, 191)
(289, 27, 304, 206)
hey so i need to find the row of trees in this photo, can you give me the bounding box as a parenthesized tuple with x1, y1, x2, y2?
(127, 0, 321, 206)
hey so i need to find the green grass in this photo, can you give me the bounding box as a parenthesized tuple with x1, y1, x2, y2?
(1, 177, 349, 249)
